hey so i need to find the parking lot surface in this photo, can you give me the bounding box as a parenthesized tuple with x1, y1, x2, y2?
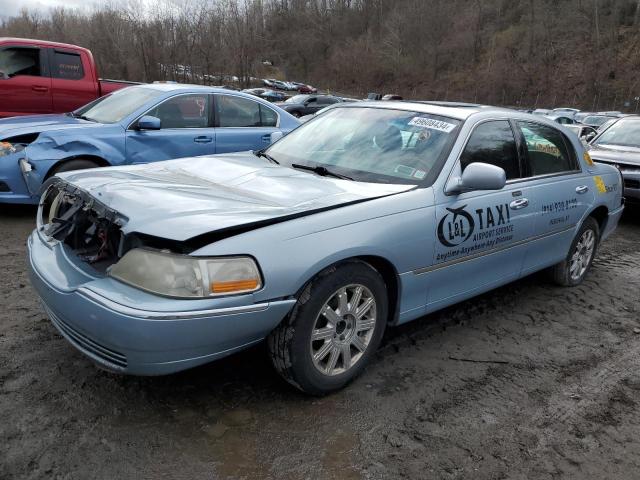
(2, 206, 640, 479)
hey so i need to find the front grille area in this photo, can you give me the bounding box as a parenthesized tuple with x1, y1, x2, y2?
(624, 178, 640, 189)
(0, 181, 10, 192)
(45, 306, 128, 370)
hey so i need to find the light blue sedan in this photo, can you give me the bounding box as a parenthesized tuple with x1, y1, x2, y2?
(28, 101, 624, 395)
(0, 84, 300, 203)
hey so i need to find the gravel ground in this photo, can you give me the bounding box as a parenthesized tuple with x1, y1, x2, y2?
(1, 205, 639, 480)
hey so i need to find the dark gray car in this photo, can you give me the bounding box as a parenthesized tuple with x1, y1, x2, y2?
(588, 116, 640, 203)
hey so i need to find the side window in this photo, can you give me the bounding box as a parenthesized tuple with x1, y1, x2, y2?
(0, 47, 42, 78)
(517, 122, 577, 176)
(148, 94, 209, 129)
(460, 120, 520, 180)
(317, 97, 335, 105)
(216, 95, 262, 127)
(52, 51, 84, 80)
(260, 104, 278, 127)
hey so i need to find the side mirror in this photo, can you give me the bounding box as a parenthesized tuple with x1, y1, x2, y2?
(446, 162, 506, 194)
(583, 132, 596, 143)
(270, 131, 283, 143)
(137, 115, 161, 130)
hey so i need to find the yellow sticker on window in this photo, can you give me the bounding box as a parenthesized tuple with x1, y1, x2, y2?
(593, 175, 607, 194)
(583, 151, 594, 166)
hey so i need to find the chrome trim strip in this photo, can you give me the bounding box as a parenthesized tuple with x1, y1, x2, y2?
(77, 287, 274, 320)
(412, 224, 576, 275)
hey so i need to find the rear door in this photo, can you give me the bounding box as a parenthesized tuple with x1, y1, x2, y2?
(213, 94, 279, 153)
(515, 121, 595, 274)
(0, 45, 52, 115)
(427, 119, 535, 306)
(48, 48, 96, 112)
(126, 93, 215, 163)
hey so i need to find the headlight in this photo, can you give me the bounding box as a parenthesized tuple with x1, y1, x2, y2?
(0, 141, 25, 157)
(109, 249, 262, 298)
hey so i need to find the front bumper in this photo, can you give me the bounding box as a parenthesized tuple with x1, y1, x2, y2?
(27, 231, 296, 375)
(0, 153, 36, 204)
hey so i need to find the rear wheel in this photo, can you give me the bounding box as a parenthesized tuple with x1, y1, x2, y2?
(551, 216, 599, 286)
(268, 260, 388, 395)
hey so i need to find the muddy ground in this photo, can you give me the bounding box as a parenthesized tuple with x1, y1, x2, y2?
(1, 205, 639, 480)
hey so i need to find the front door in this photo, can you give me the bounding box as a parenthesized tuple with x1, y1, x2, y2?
(213, 94, 279, 153)
(126, 93, 215, 163)
(0, 46, 52, 115)
(427, 120, 535, 308)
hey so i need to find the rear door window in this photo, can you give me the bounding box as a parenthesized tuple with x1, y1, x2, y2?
(260, 104, 278, 127)
(459, 120, 521, 180)
(215, 95, 264, 127)
(51, 51, 84, 80)
(517, 122, 578, 176)
(0, 47, 43, 78)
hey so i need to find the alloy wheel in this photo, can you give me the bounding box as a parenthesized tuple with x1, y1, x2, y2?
(569, 229, 595, 281)
(309, 284, 377, 376)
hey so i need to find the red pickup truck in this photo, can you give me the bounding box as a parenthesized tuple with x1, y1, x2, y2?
(0, 38, 138, 118)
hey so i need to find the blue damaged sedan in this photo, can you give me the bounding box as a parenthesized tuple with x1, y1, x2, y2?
(0, 83, 299, 203)
(28, 101, 624, 395)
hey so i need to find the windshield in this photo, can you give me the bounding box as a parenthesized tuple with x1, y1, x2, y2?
(74, 87, 164, 123)
(593, 118, 640, 148)
(266, 106, 461, 185)
(286, 95, 310, 104)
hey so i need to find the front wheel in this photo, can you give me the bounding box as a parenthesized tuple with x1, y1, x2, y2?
(268, 261, 388, 395)
(551, 216, 599, 286)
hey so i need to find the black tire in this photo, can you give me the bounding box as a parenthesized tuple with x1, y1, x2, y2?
(550, 216, 600, 286)
(39, 159, 101, 195)
(268, 260, 388, 395)
(50, 159, 100, 175)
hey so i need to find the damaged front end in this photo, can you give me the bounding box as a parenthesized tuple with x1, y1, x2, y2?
(38, 181, 129, 271)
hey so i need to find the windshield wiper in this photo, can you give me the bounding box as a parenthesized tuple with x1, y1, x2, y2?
(291, 163, 353, 180)
(253, 149, 279, 164)
(68, 111, 95, 122)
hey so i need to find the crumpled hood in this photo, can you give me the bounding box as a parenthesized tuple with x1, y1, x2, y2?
(57, 152, 414, 241)
(589, 145, 640, 167)
(0, 114, 101, 140)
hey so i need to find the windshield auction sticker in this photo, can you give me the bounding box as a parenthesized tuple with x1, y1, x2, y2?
(408, 117, 456, 133)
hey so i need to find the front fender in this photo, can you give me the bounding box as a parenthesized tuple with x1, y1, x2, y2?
(21, 129, 126, 196)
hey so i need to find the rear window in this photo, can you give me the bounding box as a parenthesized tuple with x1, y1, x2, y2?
(51, 51, 84, 80)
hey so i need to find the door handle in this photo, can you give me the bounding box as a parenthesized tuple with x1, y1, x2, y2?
(509, 198, 529, 210)
(194, 135, 213, 143)
(31, 86, 48, 93)
(261, 134, 271, 143)
(576, 185, 589, 194)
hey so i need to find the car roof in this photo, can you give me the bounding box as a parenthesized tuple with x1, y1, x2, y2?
(0, 37, 92, 53)
(133, 83, 246, 95)
(337, 100, 512, 120)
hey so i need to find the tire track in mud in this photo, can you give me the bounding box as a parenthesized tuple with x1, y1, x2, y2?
(358, 240, 640, 480)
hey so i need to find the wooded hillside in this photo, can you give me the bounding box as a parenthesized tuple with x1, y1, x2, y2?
(2, 0, 640, 111)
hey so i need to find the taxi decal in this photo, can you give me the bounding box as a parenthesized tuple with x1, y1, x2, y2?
(436, 203, 514, 262)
